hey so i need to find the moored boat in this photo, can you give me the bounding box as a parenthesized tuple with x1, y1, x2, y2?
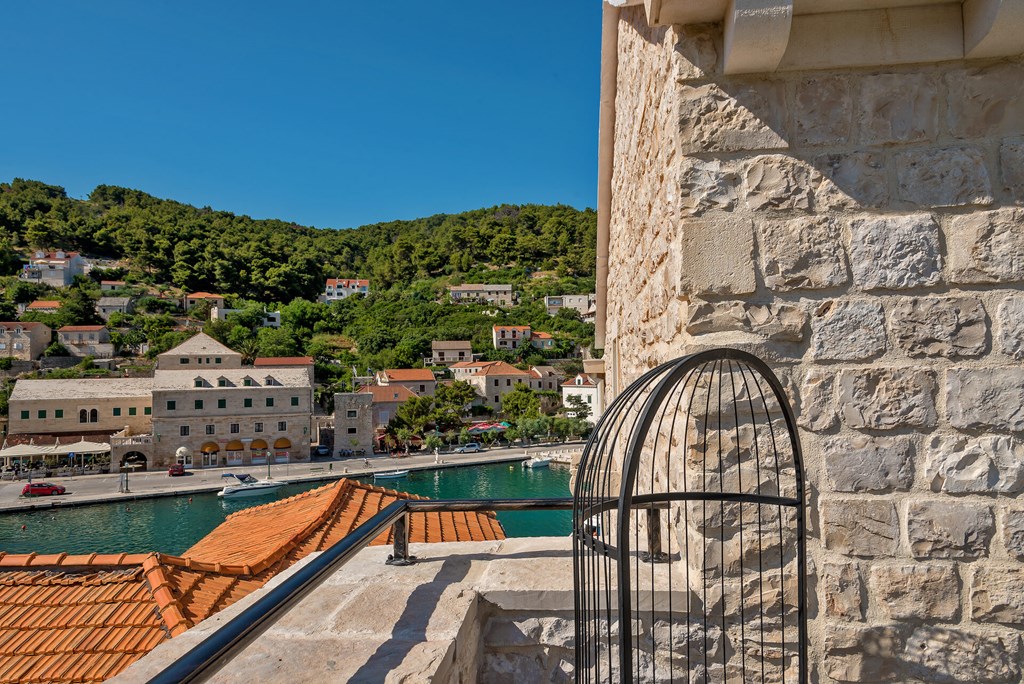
(374, 470, 409, 480)
(523, 457, 551, 469)
(217, 473, 285, 498)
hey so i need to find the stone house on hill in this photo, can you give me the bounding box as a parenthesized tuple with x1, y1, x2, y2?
(0, 322, 51, 361)
(96, 296, 136, 321)
(593, 1, 1024, 680)
(374, 368, 437, 396)
(57, 325, 115, 358)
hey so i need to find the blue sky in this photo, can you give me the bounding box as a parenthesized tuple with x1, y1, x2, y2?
(0, 2, 602, 229)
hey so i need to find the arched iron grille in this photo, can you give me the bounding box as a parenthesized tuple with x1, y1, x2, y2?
(573, 349, 807, 683)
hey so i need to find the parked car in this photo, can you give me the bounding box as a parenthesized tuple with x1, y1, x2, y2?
(168, 463, 186, 477)
(21, 482, 66, 497)
(454, 443, 482, 454)
(314, 445, 330, 457)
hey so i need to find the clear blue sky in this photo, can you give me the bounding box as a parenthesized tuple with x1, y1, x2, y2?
(0, 2, 602, 229)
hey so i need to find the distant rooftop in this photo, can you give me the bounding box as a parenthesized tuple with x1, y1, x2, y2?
(152, 368, 311, 390)
(158, 332, 237, 357)
(449, 283, 513, 291)
(253, 356, 314, 367)
(10, 377, 154, 402)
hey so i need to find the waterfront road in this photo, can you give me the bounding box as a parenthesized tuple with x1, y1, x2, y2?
(0, 443, 584, 513)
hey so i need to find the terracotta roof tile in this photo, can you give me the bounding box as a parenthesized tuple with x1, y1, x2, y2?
(382, 368, 435, 382)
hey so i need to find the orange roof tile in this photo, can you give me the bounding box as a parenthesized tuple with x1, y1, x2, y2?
(382, 368, 435, 382)
(493, 325, 531, 331)
(183, 292, 222, 299)
(530, 331, 553, 339)
(474, 361, 531, 377)
(0, 480, 503, 682)
(356, 384, 418, 403)
(326, 278, 369, 287)
(25, 300, 61, 310)
(58, 325, 106, 332)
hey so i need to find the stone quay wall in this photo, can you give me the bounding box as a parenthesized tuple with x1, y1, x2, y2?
(604, 7, 1024, 682)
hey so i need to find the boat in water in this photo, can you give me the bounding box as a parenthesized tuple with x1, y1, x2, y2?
(217, 473, 285, 498)
(374, 470, 409, 480)
(522, 457, 551, 469)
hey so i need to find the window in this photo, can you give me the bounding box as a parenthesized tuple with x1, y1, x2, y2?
(79, 409, 88, 423)
(243, 378, 253, 387)
(506, 379, 511, 386)
(419, 385, 425, 392)
(254, 422, 264, 433)
(113, 407, 121, 417)
(205, 424, 215, 435)
(129, 407, 137, 416)
(218, 378, 227, 387)
(37, 410, 46, 419)
(55, 409, 63, 419)
(230, 423, 239, 434)
(266, 397, 274, 407)
(180, 426, 190, 436)
(587, 395, 592, 403)
(167, 400, 176, 411)
(291, 396, 299, 407)
(194, 400, 204, 410)
(20, 410, 29, 420)
(90, 409, 98, 423)
(347, 427, 357, 434)
(347, 410, 357, 418)
(244, 398, 253, 408)
(278, 421, 287, 431)
(194, 379, 203, 388)
(493, 379, 499, 387)
(179, 358, 189, 365)
(215, 357, 222, 364)
(144, 407, 152, 415)
(218, 399, 226, 409)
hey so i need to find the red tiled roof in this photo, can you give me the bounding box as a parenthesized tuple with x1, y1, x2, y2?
(530, 331, 553, 339)
(382, 368, 435, 382)
(183, 292, 222, 299)
(0, 480, 503, 683)
(0, 322, 48, 331)
(563, 373, 597, 387)
(450, 360, 491, 370)
(326, 278, 369, 287)
(493, 325, 530, 331)
(474, 361, 531, 377)
(100, 280, 126, 285)
(58, 325, 106, 332)
(356, 385, 418, 403)
(253, 357, 313, 367)
(25, 300, 61, 310)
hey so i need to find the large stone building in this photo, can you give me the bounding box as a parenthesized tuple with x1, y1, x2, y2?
(595, 1, 1024, 680)
(333, 392, 374, 454)
(8, 378, 153, 438)
(0, 322, 51, 361)
(155, 332, 243, 370)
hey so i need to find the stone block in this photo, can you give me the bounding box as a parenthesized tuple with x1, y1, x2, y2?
(824, 435, 914, 493)
(677, 218, 756, 296)
(889, 296, 987, 358)
(679, 158, 738, 216)
(947, 208, 1024, 284)
(946, 63, 1024, 139)
(677, 81, 787, 154)
(797, 368, 836, 432)
(685, 299, 805, 342)
(903, 626, 1020, 684)
(895, 147, 994, 208)
(926, 435, 1024, 494)
(946, 367, 1024, 431)
(821, 499, 898, 557)
(848, 214, 941, 290)
(672, 23, 718, 81)
(823, 624, 903, 682)
(819, 561, 863, 620)
(481, 651, 547, 684)
(971, 567, 1024, 624)
(998, 295, 1024, 359)
(1002, 508, 1024, 560)
(1000, 139, 1024, 203)
(758, 216, 849, 291)
(815, 152, 890, 210)
(794, 75, 852, 146)
(907, 500, 994, 560)
(743, 155, 814, 211)
(838, 368, 937, 430)
(859, 72, 939, 145)
(810, 299, 886, 362)
(869, 563, 960, 621)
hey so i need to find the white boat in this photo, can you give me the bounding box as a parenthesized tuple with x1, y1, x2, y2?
(217, 473, 285, 498)
(374, 470, 409, 480)
(522, 457, 551, 469)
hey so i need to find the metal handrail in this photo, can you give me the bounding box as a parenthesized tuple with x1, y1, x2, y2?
(146, 496, 574, 684)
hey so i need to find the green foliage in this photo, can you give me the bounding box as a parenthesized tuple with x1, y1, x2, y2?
(0, 238, 22, 277)
(0, 357, 13, 371)
(501, 382, 540, 423)
(43, 341, 70, 357)
(0, 378, 13, 418)
(565, 395, 592, 421)
(392, 395, 434, 435)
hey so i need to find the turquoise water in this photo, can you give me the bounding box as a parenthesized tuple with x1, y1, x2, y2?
(0, 463, 571, 555)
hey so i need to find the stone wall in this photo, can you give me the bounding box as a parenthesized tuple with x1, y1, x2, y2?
(605, 6, 1024, 682)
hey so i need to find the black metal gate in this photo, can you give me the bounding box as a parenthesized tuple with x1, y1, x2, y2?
(573, 349, 807, 683)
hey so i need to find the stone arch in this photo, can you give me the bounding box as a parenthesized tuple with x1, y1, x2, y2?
(120, 451, 148, 472)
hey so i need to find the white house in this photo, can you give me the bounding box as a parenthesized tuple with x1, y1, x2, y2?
(561, 373, 603, 423)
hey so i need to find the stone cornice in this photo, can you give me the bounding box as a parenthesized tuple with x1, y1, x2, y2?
(618, 0, 1024, 72)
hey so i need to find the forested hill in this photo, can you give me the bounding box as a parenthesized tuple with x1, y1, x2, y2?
(0, 179, 597, 304)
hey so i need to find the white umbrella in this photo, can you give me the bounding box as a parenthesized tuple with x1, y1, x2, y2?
(49, 439, 110, 456)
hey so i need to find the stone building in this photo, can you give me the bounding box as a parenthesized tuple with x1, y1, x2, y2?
(594, 1, 1024, 681)
(560, 373, 602, 423)
(8, 378, 153, 438)
(333, 392, 374, 454)
(155, 332, 243, 370)
(0, 322, 51, 361)
(354, 384, 418, 428)
(491, 325, 531, 351)
(448, 283, 516, 307)
(57, 325, 115, 358)
(96, 296, 135, 321)
(543, 293, 596, 318)
(374, 368, 437, 396)
(429, 340, 473, 365)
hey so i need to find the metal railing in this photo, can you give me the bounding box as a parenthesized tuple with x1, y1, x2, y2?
(146, 497, 574, 684)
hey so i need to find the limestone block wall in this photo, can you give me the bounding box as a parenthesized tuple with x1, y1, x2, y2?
(606, 6, 1024, 682)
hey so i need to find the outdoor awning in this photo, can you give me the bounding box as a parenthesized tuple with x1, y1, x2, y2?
(49, 440, 110, 456)
(0, 443, 48, 459)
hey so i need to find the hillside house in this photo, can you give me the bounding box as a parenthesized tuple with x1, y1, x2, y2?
(560, 373, 601, 423)
(543, 293, 597, 320)
(354, 384, 418, 428)
(0, 322, 51, 361)
(321, 278, 369, 302)
(19, 250, 88, 288)
(210, 306, 281, 328)
(97, 296, 136, 321)
(492, 325, 531, 351)
(429, 340, 473, 365)
(23, 300, 61, 314)
(58, 325, 115, 359)
(182, 292, 226, 311)
(375, 368, 437, 396)
(528, 365, 563, 392)
(100, 280, 127, 291)
(529, 330, 556, 350)
(449, 284, 516, 307)
(457, 360, 533, 409)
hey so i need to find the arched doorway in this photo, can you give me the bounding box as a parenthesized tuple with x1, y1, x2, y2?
(119, 451, 148, 472)
(225, 440, 244, 466)
(200, 442, 219, 468)
(273, 438, 291, 464)
(250, 439, 269, 465)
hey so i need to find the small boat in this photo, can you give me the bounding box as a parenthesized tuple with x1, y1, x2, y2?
(217, 473, 285, 498)
(522, 457, 551, 469)
(374, 470, 409, 480)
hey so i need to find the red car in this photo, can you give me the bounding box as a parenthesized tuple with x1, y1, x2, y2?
(21, 482, 66, 497)
(168, 463, 186, 476)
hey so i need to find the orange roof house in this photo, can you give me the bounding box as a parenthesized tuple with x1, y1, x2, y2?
(24, 300, 61, 311)
(0, 480, 503, 683)
(379, 368, 435, 383)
